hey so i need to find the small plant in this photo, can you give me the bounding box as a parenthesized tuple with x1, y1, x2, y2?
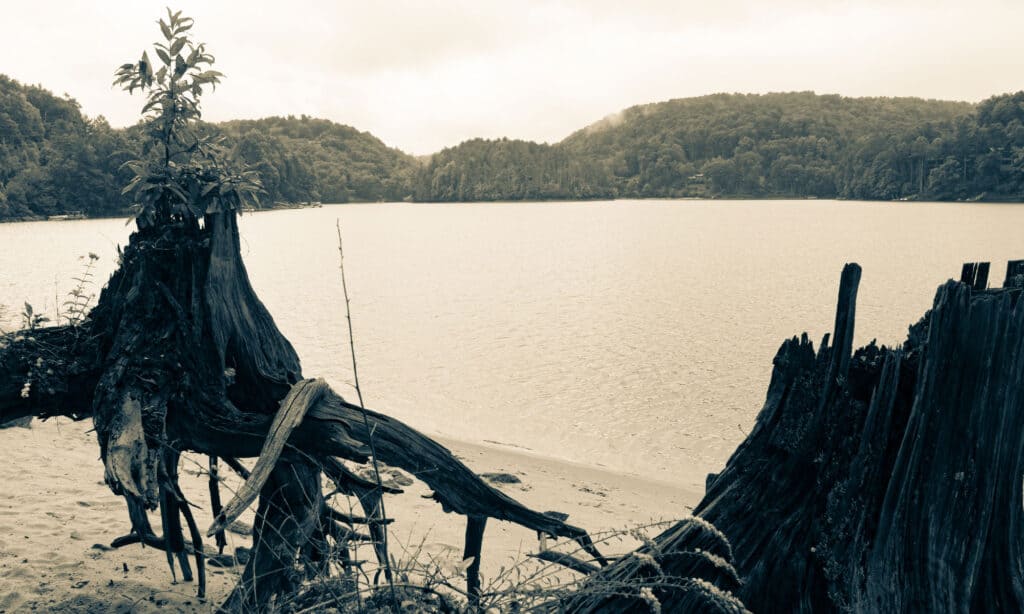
(276, 511, 684, 613)
(335, 219, 400, 609)
(63, 252, 100, 326)
(114, 8, 261, 229)
(20, 302, 49, 330)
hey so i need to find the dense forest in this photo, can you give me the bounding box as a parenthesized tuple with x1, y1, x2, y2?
(0, 75, 137, 219)
(0, 75, 416, 220)
(414, 92, 1023, 202)
(2, 74, 1024, 220)
(411, 138, 614, 201)
(218, 116, 415, 204)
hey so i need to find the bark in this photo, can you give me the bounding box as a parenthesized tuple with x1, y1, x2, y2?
(693, 261, 1024, 613)
(219, 451, 321, 612)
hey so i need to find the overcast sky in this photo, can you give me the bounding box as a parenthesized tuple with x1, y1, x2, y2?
(4, 1, 1024, 154)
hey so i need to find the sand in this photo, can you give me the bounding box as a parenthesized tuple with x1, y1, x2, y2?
(0, 419, 703, 613)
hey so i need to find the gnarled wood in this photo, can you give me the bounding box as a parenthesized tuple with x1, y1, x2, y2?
(102, 392, 159, 505)
(208, 378, 333, 537)
(309, 390, 597, 544)
(693, 262, 1024, 613)
(219, 452, 322, 613)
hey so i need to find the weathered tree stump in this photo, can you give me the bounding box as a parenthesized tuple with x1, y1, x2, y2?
(693, 261, 1024, 612)
(0, 211, 613, 611)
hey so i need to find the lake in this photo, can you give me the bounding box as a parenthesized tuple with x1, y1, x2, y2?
(2, 199, 1023, 489)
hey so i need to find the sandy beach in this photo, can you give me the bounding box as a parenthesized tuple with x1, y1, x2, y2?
(0, 419, 703, 613)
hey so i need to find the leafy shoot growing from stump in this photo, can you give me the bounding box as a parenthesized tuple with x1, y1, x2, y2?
(114, 7, 261, 229)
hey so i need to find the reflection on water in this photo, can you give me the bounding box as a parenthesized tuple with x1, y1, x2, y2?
(2, 199, 1023, 488)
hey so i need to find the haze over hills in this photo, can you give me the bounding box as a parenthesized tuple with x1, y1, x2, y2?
(2, 73, 1023, 220)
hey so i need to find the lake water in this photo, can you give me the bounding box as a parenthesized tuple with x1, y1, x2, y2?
(3, 199, 1024, 489)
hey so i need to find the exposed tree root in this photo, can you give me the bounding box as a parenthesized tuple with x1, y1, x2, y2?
(2, 210, 670, 610)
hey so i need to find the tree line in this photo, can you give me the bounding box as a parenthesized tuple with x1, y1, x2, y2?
(0, 75, 415, 220)
(2, 77, 1023, 221)
(415, 92, 1024, 202)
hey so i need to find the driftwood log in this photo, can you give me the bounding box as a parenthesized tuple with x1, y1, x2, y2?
(0, 209, 745, 612)
(690, 260, 1024, 612)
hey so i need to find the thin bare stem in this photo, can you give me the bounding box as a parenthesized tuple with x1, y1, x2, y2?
(336, 218, 399, 610)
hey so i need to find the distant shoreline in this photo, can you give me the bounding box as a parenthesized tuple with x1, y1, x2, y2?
(5, 195, 1024, 225)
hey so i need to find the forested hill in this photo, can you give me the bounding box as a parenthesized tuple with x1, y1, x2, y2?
(411, 138, 615, 201)
(0, 75, 416, 220)
(0, 75, 136, 219)
(414, 92, 1024, 202)
(561, 93, 976, 199)
(4, 77, 1024, 221)
(217, 117, 415, 204)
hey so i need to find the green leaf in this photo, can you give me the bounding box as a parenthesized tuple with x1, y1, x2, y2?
(120, 160, 145, 174)
(174, 55, 188, 78)
(159, 19, 173, 40)
(121, 175, 143, 195)
(140, 51, 153, 84)
(169, 37, 186, 56)
(165, 181, 188, 202)
(156, 48, 172, 66)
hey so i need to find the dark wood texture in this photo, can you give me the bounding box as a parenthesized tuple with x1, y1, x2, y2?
(463, 515, 487, 608)
(692, 262, 1024, 613)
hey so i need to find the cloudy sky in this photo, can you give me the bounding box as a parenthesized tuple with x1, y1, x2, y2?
(4, 1, 1023, 154)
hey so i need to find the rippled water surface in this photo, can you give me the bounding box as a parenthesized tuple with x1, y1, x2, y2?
(3, 200, 1024, 487)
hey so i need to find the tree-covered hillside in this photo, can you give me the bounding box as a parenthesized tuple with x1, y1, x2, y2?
(416, 92, 1020, 202)
(0, 75, 137, 219)
(562, 92, 975, 199)
(0, 76, 416, 220)
(3, 78, 1024, 220)
(411, 138, 613, 201)
(217, 116, 416, 204)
